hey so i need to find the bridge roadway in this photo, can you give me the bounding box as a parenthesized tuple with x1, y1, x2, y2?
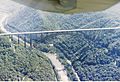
(0, 27, 120, 36)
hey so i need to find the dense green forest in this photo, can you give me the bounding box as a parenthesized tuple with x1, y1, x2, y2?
(4, 2, 120, 81)
(32, 30, 120, 81)
(0, 36, 57, 81)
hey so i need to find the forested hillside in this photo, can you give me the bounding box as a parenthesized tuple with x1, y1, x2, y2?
(5, 7, 120, 33)
(30, 29, 120, 81)
(4, 3, 120, 81)
(54, 30, 120, 81)
(0, 36, 57, 81)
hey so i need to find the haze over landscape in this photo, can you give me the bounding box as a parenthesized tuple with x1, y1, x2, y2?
(0, 0, 120, 81)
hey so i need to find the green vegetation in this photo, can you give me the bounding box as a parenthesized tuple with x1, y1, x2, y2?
(30, 30, 120, 81)
(57, 52, 78, 81)
(5, 1, 120, 80)
(0, 36, 57, 81)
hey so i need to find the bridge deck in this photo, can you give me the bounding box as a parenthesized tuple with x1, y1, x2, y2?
(0, 27, 120, 36)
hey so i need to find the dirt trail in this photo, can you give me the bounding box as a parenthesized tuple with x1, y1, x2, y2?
(44, 53, 69, 81)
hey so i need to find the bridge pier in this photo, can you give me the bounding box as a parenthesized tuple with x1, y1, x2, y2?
(18, 35, 20, 45)
(9, 35, 13, 41)
(24, 34, 27, 48)
(30, 34, 33, 49)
